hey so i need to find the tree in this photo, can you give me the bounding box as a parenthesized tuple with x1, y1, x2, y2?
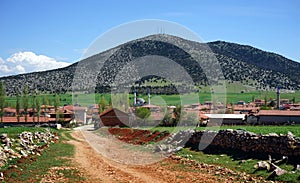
(185, 112, 198, 126)
(22, 85, 29, 123)
(42, 95, 49, 118)
(36, 94, 41, 125)
(292, 97, 295, 104)
(54, 95, 60, 122)
(0, 81, 6, 124)
(108, 97, 112, 107)
(212, 96, 217, 113)
(173, 105, 183, 126)
(31, 94, 36, 125)
(98, 96, 107, 114)
(161, 110, 172, 126)
(136, 107, 150, 126)
(268, 100, 276, 107)
(16, 92, 21, 124)
(264, 96, 267, 107)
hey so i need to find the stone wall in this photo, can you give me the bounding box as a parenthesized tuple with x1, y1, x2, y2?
(188, 129, 300, 157)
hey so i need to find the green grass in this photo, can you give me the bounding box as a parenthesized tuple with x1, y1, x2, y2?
(177, 148, 300, 183)
(144, 125, 300, 137)
(0, 126, 60, 138)
(219, 125, 300, 137)
(63, 131, 79, 141)
(0, 128, 85, 183)
(4, 87, 300, 108)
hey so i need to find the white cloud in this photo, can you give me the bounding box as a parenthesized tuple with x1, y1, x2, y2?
(15, 65, 25, 73)
(0, 57, 5, 65)
(0, 65, 12, 73)
(0, 51, 71, 77)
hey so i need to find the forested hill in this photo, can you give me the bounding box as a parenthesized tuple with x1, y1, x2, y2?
(207, 41, 300, 85)
(1, 34, 299, 95)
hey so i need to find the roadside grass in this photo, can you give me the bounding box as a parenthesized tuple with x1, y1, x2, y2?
(177, 148, 300, 183)
(0, 128, 85, 183)
(64, 130, 80, 141)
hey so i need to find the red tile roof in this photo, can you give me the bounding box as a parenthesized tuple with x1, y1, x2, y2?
(2, 116, 49, 123)
(63, 105, 87, 111)
(258, 110, 300, 116)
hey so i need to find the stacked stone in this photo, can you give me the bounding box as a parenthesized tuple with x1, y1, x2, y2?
(154, 129, 195, 154)
(0, 129, 59, 167)
(189, 129, 300, 156)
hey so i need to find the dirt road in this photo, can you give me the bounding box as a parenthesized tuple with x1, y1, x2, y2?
(68, 126, 264, 183)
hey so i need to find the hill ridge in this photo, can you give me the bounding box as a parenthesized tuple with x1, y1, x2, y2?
(1, 34, 299, 95)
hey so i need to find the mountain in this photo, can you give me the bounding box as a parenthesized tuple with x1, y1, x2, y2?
(1, 34, 299, 95)
(207, 41, 300, 87)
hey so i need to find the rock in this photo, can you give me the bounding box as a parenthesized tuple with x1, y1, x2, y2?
(287, 131, 295, 140)
(20, 150, 28, 157)
(268, 166, 286, 178)
(254, 161, 270, 171)
(268, 133, 279, 137)
(293, 164, 300, 171)
(175, 146, 183, 152)
(154, 145, 163, 152)
(226, 129, 234, 133)
(239, 160, 246, 164)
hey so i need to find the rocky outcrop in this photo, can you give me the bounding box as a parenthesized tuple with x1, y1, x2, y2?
(0, 129, 59, 167)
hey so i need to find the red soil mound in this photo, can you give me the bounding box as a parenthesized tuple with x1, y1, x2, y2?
(108, 128, 170, 145)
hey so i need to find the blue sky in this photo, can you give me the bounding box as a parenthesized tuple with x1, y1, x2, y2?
(0, 0, 299, 76)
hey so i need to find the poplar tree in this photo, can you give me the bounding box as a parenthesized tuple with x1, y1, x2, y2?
(54, 95, 60, 122)
(0, 81, 6, 124)
(23, 85, 29, 123)
(36, 94, 41, 125)
(32, 94, 36, 125)
(16, 92, 21, 124)
(43, 95, 49, 113)
(98, 96, 107, 114)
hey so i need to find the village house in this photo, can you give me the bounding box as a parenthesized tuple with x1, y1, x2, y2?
(257, 110, 300, 125)
(289, 103, 300, 111)
(205, 113, 246, 125)
(1, 106, 73, 126)
(254, 99, 265, 106)
(63, 105, 88, 125)
(232, 105, 259, 114)
(99, 108, 129, 127)
(140, 104, 161, 112)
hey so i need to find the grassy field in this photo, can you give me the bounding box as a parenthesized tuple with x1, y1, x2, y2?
(144, 125, 300, 137)
(4, 89, 300, 108)
(0, 127, 84, 183)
